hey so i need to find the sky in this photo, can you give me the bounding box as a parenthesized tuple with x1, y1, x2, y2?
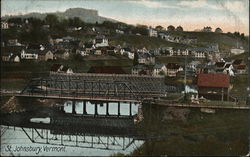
(1, 0, 249, 34)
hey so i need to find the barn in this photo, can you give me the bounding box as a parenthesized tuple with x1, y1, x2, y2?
(197, 73, 230, 101)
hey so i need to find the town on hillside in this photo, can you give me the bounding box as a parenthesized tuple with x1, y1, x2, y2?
(1, 14, 248, 105)
(1, 3, 250, 157)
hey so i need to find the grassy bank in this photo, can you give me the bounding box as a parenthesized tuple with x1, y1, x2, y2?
(133, 104, 250, 156)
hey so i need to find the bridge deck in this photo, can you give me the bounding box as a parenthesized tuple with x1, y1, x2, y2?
(153, 102, 250, 110)
(16, 94, 141, 103)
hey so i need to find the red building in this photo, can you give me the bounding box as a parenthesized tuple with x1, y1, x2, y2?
(197, 73, 230, 101)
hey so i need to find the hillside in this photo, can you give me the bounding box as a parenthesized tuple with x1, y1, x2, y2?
(2, 8, 117, 24)
(109, 34, 191, 49)
(168, 31, 248, 51)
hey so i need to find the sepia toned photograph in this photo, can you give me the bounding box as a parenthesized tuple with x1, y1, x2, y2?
(1, 0, 249, 156)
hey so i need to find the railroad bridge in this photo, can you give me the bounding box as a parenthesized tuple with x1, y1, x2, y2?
(19, 73, 166, 102)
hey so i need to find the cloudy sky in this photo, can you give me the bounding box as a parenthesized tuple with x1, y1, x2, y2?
(1, 0, 249, 34)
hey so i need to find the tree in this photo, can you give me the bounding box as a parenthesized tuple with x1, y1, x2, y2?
(155, 25, 164, 31)
(132, 25, 148, 36)
(69, 17, 83, 27)
(7, 17, 23, 24)
(176, 26, 183, 32)
(215, 27, 223, 33)
(240, 33, 245, 40)
(44, 14, 59, 28)
(133, 52, 139, 65)
(167, 25, 175, 31)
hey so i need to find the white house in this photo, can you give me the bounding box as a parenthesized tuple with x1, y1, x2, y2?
(1, 21, 9, 29)
(148, 27, 158, 37)
(76, 48, 89, 56)
(61, 66, 74, 74)
(93, 35, 109, 47)
(21, 49, 38, 60)
(152, 64, 167, 76)
(230, 48, 245, 55)
(166, 63, 183, 77)
(223, 63, 234, 76)
(9, 54, 20, 63)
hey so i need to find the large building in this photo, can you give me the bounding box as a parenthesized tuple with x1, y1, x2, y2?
(197, 73, 230, 101)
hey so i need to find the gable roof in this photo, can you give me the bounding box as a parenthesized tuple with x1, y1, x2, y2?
(233, 59, 243, 65)
(197, 74, 230, 88)
(88, 66, 126, 74)
(61, 66, 71, 72)
(154, 64, 165, 69)
(166, 63, 181, 69)
(215, 62, 226, 68)
(50, 64, 63, 72)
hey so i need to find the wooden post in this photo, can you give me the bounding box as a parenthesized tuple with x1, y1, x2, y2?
(221, 88, 224, 102)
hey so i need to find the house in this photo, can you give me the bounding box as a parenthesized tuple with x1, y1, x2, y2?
(223, 63, 234, 76)
(197, 74, 230, 101)
(54, 50, 70, 60)
(76, 48, 89, 56)
(148, 27, 158, 37)
(61, 66, 73, 74)
(230, 48, 245, 55)
(170, 48, 189, 56)
(137, 52, 155, 65)
(120, 48, 134, 59)
(116, 29, 124, 34)
(233, 59, 247, 74)
(50, 64, 64, 73)
(7, 39, 22, 46)
(1, 52, 12, 62)
(9, 54, 21, 63)
(187, 61, 201, 72)
(189, 48, 207, 58)
(196, 64, 216, 74)
(236, 65, 247, 74)
(38, 49, 54, 61)
(1, 21, 9, 29)
(84, 43, 95, 53)
(131, 65, 146, 75)
(166, 63, 183, 77)
(93, 35, 109, 47)
(176, 70, 196, 78)
(62, 36, 75, 42)
(152, 64, 167, 76)
(21, 49, 39, 60)
(94, 47, 107, 55)
(88, 66, 126, 74)
(106, 46, 116, 54)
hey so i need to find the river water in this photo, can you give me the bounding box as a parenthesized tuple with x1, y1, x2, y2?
(1, 99, 250, 156)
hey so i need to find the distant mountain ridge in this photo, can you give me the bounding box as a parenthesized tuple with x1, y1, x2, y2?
(2, 8, 118, 24)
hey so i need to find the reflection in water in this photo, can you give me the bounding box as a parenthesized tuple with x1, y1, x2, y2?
(1, 99, 250, 156)
(63, 101, 138, 116)
(1, 126, 144, 156)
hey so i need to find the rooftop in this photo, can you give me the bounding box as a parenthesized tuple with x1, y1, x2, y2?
(197, 73, 230, 88)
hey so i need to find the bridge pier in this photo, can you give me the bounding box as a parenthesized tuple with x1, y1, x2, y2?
(94, 103, 98, 116)
(106, 102, 109, 116)
(83, 101, 87, 115)
(118, 102, 120, 117)
(129, 102, 132, 116)
(72, 101, 76, 114)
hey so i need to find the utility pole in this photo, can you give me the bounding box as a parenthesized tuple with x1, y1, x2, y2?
(248, 1, 250, 106)
(184, 54, 187, 101)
